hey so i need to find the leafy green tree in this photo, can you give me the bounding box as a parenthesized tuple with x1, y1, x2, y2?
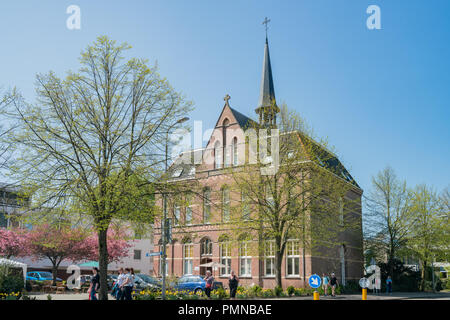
(7, 36, 192, 299)
(364, 166, 411, 276)
(404, 185, 449, 291)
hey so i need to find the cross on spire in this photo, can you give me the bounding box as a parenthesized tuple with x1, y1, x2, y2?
(224, 94, 231, 106)
(262, 17, 271, 39)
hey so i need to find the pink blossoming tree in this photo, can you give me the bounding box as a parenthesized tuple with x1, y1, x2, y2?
(27, 224, 93, 284)
(0, 227, 30, 259)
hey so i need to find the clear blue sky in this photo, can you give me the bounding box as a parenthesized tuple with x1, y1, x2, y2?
(1, 0, 449, 194)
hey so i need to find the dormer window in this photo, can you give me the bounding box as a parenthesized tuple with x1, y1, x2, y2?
(172, 168, 183, 178)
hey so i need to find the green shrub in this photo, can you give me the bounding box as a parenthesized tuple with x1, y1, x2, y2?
(273, 286, 283, 297)
(286, 285, 295, 296)
(261, 289, 275, 298)
(250, 285, 263, 297)
(211, 287, 229, 300)
(317, 286, 331, 295)
(435, 278, 443, 291)
(0, 266, 24, 295)
(445, 279, 450, 290)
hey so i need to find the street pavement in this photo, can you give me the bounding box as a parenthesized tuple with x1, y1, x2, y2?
(273, 291, 450, 300)
(27, 291, 450, 300)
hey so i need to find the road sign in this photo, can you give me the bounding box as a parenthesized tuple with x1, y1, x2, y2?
(308, 274, 322, 289)
(359, 278, 370, 289)
(148, 252, 163, 257)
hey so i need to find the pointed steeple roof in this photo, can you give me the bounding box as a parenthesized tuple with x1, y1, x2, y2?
(255, 34, 280, 127)
(256, 36, 277, 111)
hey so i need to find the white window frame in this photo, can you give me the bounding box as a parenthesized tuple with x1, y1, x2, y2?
(222, 187, 230, 222)
(219, 242, 232, 276)
(264, 241, 275, 277)
(174, 205, 181, 226)
(185, 205, 193, 225)
(183, 243, 194, 275)
(286, 240, 300, 277)
(239, 241, 252, 277)
(232, 137, 238, 166)
(214, 141, 222, 169)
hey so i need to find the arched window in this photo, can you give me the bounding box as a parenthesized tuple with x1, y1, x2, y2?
(203, 187, 211, 223)
(222, 186, 230, 222)
(232, 137, 238, 166)
(214, 141, 221, 169)
(200, 237, 213, 256)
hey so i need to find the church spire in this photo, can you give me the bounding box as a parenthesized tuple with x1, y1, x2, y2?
(256, 17, 279, 128)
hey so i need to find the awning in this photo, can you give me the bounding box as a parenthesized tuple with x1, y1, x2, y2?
(78, 261, 99, 268)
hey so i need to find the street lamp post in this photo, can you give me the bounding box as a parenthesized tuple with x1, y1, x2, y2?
(161, 116, 189, 300)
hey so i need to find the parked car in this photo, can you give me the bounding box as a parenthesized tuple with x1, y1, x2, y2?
(110, 274, 160, 297)
(134, 274, 160, 291)
(136, 274, 161, 289)
(172, 275, 223, 294)
(26, 271, 62, 282)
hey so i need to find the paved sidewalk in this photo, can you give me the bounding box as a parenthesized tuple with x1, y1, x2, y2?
(27, 293, 116, 300)
(273, 292, 450, 300)
(27, 291, 450, 300)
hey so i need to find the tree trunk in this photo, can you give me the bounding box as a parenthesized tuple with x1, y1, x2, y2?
(275, 251, 283, 289)
(98, 228, 109, 300)
(302, 247, 306, 288)
(420, 261, 427, 292)
(52, 264, 58, 286)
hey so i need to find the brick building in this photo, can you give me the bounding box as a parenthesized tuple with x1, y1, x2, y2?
(152, 35, 364, 288)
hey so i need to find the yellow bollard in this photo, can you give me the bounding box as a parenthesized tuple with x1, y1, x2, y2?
(313, 291, 320, 300)
(362, 288, 367, 300)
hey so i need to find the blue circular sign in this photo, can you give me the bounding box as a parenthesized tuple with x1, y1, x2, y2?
(308, 274, 322, 289)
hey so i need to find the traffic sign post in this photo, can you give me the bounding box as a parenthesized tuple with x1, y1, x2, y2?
(359, 277, 370, 300)
(308, 274, 322, 300)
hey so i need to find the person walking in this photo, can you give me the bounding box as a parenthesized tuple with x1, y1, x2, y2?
(120, 268, 133, 300)
(114, 268, 125, 300)
(330, 272, 338, 297)
(386, 276, 393, 295)
(374, 277, 380, 295)
(228, 270, 239, 299)
(88, 267, 100, 300)
(204, 270, 214, 298)
(322, 273, 330, 296)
